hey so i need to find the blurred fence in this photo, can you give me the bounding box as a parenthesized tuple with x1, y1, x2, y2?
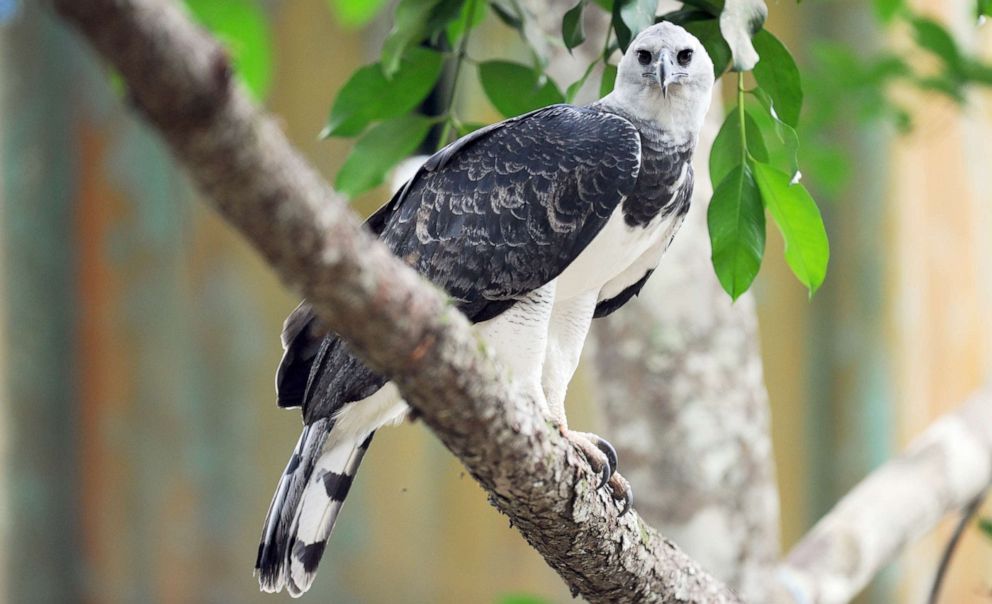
(1, 0, 991, 603)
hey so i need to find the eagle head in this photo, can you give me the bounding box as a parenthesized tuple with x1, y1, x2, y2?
(611, 22, 715, 140)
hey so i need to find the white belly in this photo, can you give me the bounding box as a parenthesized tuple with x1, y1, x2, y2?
(556, 206, 677, 300)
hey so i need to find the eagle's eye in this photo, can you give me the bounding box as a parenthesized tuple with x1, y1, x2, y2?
(677, 48, 693, 66)
(636, 50, 652, 66)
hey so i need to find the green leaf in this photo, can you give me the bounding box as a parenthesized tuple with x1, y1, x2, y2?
(962, 59, 992, 86)
(327, 0, 391, 28)
(490, 1, 550, 69)
(979, 517, 992, 539)
(752, 30, 802, 127)
(562, 1, 588, 52)
(750, 87, 800, 179)
(323, 47, 444, 138)
(980, 0, 992, 18)
(335, 114, 433, 197)
(381, 0, 462, 76)
(910, 17, 962, 71)
(620, 0, 657, 38)
(600, 63, 618, 97)
(709, 107, 768, 190)
(680, 0, 724, 15)
(752, 162, 829, 295)
(612, 0, 657, 52)
(872, 0, 903, 22)
(446, 0, 487, 47)
(185, 0, 272, 100)
(479, 61, 565, 117)
(611, 1, 632, 52)
(659, 7, 717, 24)
(914, 74, 965, 103)
(709, 165, 765, 300)
(681, 18, 732, 77)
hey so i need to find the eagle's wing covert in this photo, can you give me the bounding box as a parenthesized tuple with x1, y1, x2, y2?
(378, 105, 642, 322)
(279, 105, 641, 420)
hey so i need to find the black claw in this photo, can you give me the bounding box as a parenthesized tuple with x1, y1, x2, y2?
(593, 437, 619, 479)
(618, 484, 634, 516)
(598, 463, 611, 490)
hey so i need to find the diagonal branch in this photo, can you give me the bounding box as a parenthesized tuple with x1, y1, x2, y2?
(772, 386, 992, 604)
(51, 1, 741, 602)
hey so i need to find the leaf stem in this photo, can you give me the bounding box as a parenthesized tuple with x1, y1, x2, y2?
(436, 0, 478, 151)
(737, 71, 748, 164)
(601, 21, 614, 61)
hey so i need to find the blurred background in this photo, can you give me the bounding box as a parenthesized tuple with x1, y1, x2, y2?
(2, 0, 992, 602)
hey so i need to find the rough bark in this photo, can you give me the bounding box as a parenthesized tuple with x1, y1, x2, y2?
(51, 1, 742, 601)
(589, 109, 781, 601)
(772, 386, 992, 604)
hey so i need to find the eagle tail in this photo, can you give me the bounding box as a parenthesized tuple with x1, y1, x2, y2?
(255, 419, 374, 596)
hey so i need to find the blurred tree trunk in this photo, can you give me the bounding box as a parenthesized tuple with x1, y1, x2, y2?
(0, 11, 7, 600)
(0, 6, 84, 601)
(524, 1, 781, 599)
(789, 5, 893, 603)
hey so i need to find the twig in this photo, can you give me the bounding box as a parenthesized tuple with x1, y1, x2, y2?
(927, 490, 988, 604)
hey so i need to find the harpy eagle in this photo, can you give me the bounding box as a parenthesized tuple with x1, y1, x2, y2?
(256, 22, 714, 596)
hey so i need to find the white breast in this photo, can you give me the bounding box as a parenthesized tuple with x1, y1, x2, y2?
(556, 206, 680, 301)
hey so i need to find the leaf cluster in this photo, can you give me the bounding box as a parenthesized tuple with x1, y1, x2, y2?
(798, 0, 992, 195)
(708, 35, 827, 299)
(844, 1, 992, 113)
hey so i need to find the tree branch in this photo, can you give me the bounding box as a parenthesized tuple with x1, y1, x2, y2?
(51, 1, 741, 601)
(773, 386, 992, 604)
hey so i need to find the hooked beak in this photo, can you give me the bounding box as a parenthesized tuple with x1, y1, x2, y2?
(657, 51, 682, 98)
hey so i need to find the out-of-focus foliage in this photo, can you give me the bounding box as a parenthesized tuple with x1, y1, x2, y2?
(800, 0, 992, 198)
(981, 517, 992, 540)
(185, 0, 272, 99)
(326, 0, 391, 28)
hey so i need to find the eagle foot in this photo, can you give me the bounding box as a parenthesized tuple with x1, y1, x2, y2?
(560, 429, 634, 514)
